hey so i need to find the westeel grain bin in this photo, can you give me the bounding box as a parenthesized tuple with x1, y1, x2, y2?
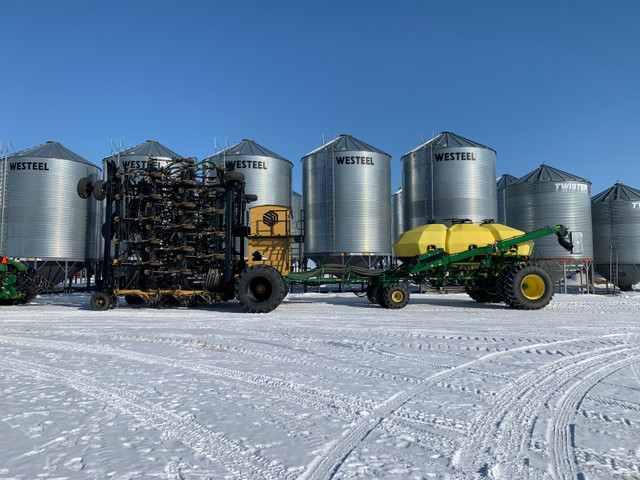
(402, 132, 497, 229)
(102, 140, 183, 174)
(302, 134, 391, 267)
(496, 173, 518, 225)
(204, 139, 292, 209)
(0, 141, 101, 284)
(504, 164, 593, 280)
(391, 188, 404, 246)
(591, 183, 640, 291)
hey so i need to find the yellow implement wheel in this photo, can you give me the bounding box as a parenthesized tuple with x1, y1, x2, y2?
(498, 262, 554, 310)
(391, 290, 404, 304)
(381, 283, 410, 309)
(520, 274, 545, 300)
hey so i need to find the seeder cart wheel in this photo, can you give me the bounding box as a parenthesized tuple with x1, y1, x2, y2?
(90, 292, 112, 311)
(380, 283, 410, 309)
(498, 263, 553, 310)
(366, 283, 381, 304)
(235, 265, 285, 313)
(465, 286, 502, 303)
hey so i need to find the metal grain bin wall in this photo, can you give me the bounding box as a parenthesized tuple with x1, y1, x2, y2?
(204, 139, 292, 209)
(85, 168, 103, 262)
(302, 134, 391, 267)
(402, 132, 497, 229)
(0, 141, 101, 283)
(291, 190, 303, 237)
(291, 190, 303, 267)
(391, 188, 404, 246)
(505, 164, 594, 262)
(591, 183, 640, 290)
(496, 173, 518, 224)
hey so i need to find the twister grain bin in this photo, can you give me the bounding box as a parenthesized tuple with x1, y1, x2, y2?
(592, 183, 640, 291)
(302, 134, 391, 267)
(0, 141, 101, 284)
(504, 164, 593, 281)
(402, 132, 497, 229)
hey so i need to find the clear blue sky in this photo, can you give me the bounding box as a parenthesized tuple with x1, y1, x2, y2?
(1, 0, 638, 196)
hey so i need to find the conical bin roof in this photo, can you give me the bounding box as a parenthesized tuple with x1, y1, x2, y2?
(205, 139, 291, 165)
(592, 183, 640, 202)
(402, 131, 496, 158)
(302, 134, 390, 159)
(515, 164, 590, 184)
(103, 140, 182, 161)
(497, 173, 518, 189)
(7, 141, 96, 167)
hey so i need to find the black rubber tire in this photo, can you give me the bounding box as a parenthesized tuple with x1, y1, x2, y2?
(18, 293, 37, 304)
(380, 283, 410, 309)
(366, 283, 380, 304)
(498, 263, 554, 310)
(77, 177, 93, 199)
(279, 275, 289, 300)
(225, 171, 245, 184)
(235, 265, 284, 313)
(109, 295, 119, 309)
(90, 292, 112, 311)
(497, 263, 525, 306)
(125, 295, 145, 305)
(93, 180, 108, 201)
(465, 285, 502, 303)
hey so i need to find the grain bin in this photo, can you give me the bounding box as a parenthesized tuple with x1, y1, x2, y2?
(302, 134, 391, 267)
(291, 191, 303, 268)
(402, 132, 497, 229)
(591, 183, 640, 291)
(291, 190, 303, 237)
(0, 141, 101, 284)
(102, 140, 183, 174)
(496, 174, 517, 224)
(391, 188, 404, 246)
(504, 164, 593, 281)
(204, 139, 292, 209)
(203, 140, 293, 260)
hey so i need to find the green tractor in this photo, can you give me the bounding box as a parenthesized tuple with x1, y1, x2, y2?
(0, 256, 48, 305)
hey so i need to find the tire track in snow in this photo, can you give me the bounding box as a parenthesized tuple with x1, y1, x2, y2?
(0, 357, 291, 480)
(549, 354, 640, 480)
(301, 336, 610, 480)
(451, 341, 639, 480)
(0, 335, 378, 421)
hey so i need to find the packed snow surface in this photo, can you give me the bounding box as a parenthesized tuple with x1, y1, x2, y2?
(0, 291, 639, 479)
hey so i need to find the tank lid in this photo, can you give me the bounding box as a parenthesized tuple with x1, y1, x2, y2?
(104, 140, 182, 161)
(592, 182, 640, 202)
(401, 131, 496, 158)
(301, 134, 391, 159)
(515, 164, 591, 185)
(6, 141, 97, 167)
(203, 139, 292, 166)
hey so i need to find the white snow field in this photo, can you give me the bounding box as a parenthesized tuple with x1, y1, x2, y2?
(0, 291, 639, 480)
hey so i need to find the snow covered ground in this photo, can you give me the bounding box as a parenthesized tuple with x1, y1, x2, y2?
(0, 291, 638, 480)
